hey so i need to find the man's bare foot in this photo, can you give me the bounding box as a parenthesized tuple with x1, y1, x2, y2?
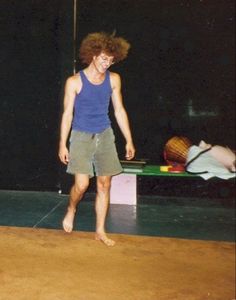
(62, 208, 76, 233)
(95, 233, 115, 247)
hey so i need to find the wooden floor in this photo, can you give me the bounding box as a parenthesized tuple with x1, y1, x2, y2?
(0, 226, 235, 300)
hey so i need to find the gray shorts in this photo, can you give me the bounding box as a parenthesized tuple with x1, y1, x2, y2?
(67, 127, 123, 177)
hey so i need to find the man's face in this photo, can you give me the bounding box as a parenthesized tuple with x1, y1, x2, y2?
(93, 52, 115, 73)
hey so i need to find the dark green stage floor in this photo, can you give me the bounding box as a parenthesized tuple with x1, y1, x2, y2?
(0, 190, 235, 242)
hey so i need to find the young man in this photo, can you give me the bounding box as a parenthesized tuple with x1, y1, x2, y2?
(58, 32, 135, 246)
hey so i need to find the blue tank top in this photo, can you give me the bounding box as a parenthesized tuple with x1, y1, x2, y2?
(72, 70, 112, 133)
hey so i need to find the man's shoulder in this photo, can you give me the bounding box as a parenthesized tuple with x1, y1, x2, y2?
(109, 71, 120, 79)
(109, 72, 121, 85)
(66, 73, 81, 87)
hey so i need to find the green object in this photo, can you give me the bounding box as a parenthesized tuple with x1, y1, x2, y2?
(123, 165, 196, 177)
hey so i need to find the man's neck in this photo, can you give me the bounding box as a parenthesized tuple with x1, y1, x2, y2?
(84, 65, 106, 84)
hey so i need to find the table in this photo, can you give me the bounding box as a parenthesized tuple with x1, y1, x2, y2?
(110, 165, 195, 205)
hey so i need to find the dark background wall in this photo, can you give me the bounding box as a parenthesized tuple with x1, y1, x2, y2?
(0, 0, 73, 190)
(0, 0, 235, 191)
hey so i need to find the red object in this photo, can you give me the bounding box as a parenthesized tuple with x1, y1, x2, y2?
(168, 165, 185, 173)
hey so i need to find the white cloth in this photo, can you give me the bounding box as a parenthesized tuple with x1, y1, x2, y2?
(186, 146, 236, 180)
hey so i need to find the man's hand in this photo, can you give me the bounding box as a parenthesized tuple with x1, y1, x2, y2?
(125, 142, 135, 160)
(59, 146, 69, 164)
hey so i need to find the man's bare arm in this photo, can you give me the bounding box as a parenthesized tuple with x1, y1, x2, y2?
(58, 76, 80, 164)
(111, 72, 135, 160)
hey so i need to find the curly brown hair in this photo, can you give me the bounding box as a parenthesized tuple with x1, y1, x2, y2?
(79, 32, 131, 65)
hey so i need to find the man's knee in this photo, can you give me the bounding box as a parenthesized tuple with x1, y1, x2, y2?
(73, 182, 88, 194)
(73, 176, 89, 194)
(97, 177, 111, 193)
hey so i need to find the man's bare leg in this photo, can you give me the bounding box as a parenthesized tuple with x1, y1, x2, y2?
(63, 174, 89, 233)
(95, 176, 115, 246)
